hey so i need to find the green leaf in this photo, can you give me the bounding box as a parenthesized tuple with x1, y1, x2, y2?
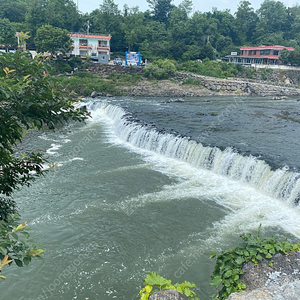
(210, 251, 216, 258)
(176, 281, 196, 289)
(210, 276, 222, 287)
(235, 257, 245, 265)
(11, 233, 18, 240)
(143, 272, 172, 288)
(224, 270, 233, 278)
(15, 259, 23, 267)
(23, 257, 31, 266)
(20, 231, 30, 239)
(264, 244, 273, 249)
(0, 247, 7, 255)
(184, 288, 192, 297)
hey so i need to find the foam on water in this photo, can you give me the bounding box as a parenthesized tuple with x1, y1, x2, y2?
(87, 100, 300, 239)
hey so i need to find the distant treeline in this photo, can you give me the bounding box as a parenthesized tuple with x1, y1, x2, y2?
(1, 0, 300, 62)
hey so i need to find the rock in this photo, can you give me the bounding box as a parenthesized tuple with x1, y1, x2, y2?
(227, 289, 272, 300)
(79, 105, 87, 111)
(149, 290, 187, 300)
(91, 91, 98, 98)
(228, 252, 300, 300)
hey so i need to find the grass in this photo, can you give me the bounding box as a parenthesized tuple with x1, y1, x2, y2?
(56, 71, 142, 97)
(182, 78, 203, 86)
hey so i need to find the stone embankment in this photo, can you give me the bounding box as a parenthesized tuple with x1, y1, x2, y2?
(176, 73, 300, 96)
(88, 64, 300, 97)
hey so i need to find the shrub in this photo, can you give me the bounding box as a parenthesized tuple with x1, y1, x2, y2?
(182, 78, 202, 86)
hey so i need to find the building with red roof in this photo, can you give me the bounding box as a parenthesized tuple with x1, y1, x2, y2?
(227, 46, 294, 66)
(69, 33, 111, 63)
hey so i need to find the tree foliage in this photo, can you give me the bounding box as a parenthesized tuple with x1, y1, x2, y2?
(2, 0, 300, 61)
(34, 25, 73, 54)
(0, 51, 87, 275)
(0, 18, 17, 51)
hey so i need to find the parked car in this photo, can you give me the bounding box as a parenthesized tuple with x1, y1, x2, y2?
(91, 56, 98, 61)
(128, 60, 137, 66)
(114, 57, 123, 65)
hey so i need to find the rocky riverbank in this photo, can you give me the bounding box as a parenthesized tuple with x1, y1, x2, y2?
(228, 252, 300, 300)
(88, 64, 300, 97)
(114, 77, 300, 98)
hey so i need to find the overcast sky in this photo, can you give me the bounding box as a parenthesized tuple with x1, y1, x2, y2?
(76, 0, 299, 15)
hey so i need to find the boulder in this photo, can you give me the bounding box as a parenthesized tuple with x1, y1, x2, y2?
(228, 252, 300, 300)
(227, 289, 272, 300)
(91, 91, 98, 98)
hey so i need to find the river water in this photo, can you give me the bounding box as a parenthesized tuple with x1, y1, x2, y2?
(3, 96, 300, 300)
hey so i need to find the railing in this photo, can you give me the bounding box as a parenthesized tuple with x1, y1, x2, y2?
(251, 64, 300, 70)
(69, 32, 111, 37)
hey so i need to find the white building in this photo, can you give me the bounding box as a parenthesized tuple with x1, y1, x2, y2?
(69, 33, 111, 58)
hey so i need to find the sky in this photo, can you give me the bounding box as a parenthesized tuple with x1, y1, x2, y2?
(76, 0, 299, 15)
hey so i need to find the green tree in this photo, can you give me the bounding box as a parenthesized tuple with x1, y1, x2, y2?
(280, 48, 291, 64)
(90, 0, 124, 52)
(35, 25, 73, 54)
(234, 1, 258, 44)
(288, 50, 300, 65)
(255, 0, 288, 40)
(178, 0, 193, 16)
(0, 18, 17, 51)
(0, 0, 27, 23)
(0, 51, 86, 275)
(44, 0, 81, 31)
(146, 0, 174, 24)
(122, 11, 146, 52)
(24, 0, 45, 38)
(168, 7, 189, 59)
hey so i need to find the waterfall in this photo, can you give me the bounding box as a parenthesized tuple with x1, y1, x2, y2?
(90, 101, 300, 206)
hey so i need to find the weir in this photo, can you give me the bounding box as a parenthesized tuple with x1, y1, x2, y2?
(90, 101, 300, 206)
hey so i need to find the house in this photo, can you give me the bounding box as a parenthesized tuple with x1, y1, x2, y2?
(226, 46, 294, 66)
(69, 33, 111, 61)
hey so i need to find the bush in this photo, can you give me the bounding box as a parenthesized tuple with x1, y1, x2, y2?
(57, 73, 116, 96)
(182, 78, 202, 86)
(177, 60, 243, 78)
(73, 71, 94, 78)
(144, 59, 177, 80)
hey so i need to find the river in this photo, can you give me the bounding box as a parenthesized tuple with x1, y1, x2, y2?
(3, 96, 300, 300)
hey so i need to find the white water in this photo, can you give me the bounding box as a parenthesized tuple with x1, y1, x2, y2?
(89, 101, 300, 206)
(4, 98, 300, 300)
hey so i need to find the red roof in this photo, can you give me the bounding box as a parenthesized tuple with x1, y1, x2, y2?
(69, 33, 111, 40)
(240, 45, 294, 51)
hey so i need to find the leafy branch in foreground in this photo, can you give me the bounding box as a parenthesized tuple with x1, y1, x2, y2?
(0, 215, 44, 278)
(210, 227, 300, 300)
(0, 51, 88, 276)
(139, 272, 200, 300)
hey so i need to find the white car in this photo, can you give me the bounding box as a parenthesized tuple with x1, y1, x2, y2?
(128, 61, 137, 66)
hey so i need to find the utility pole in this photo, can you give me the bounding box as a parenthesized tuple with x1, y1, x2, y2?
(87, 20, 90, 35)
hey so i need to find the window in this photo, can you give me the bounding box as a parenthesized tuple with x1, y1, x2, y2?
(273, 50, 279, 55)
(260, 50, 264, 55)
(253, 50, 256, 55)
(79, 50, 87, 56)
(79, 39, 88, 46)
(98, 40, 108, 47)
(241, 50, 244, 55)
(265, 50, 270, 55)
